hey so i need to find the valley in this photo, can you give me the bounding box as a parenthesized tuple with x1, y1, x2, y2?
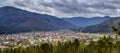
(0, 0, 120, 53)
(0, 31, 109, 48)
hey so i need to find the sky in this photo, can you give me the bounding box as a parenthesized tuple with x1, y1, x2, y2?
(0, 0, 120, 18)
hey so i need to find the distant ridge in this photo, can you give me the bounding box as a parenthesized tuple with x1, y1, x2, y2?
(81, 17, 120, 33)
(62, 16, 111, 28)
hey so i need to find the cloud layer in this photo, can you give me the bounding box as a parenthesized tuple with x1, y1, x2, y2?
(0, 0, 120, 18)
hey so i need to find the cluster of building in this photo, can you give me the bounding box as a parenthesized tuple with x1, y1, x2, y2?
(0, 30, 106, 48)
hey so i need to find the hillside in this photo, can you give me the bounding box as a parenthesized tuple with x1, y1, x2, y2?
(0, 6, 76, 34)
(81, 17, 120, 33)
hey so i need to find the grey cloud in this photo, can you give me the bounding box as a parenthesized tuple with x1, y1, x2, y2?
(14, 1, 26, 7)
(0, 0, 120, 17)
(90, 3, 117, 10)
(40, 0, 92, 14)
(108, 0, 120, 4)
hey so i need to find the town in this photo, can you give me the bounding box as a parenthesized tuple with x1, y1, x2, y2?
(0, 30, 109, 48)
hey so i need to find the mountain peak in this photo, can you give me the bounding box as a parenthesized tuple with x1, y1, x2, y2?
(103, 16, 111, 18)
(0, 6, 22, 12)
(0, 6, 26, 17)
(2, 6, 14, 8)
(0, 6, 17, 9)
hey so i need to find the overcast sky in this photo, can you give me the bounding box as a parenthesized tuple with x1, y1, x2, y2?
(0, 0, 120, 18)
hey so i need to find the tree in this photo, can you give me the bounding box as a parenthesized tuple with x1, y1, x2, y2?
(112, 26, 120, 35)
(112, 23, 120, 40)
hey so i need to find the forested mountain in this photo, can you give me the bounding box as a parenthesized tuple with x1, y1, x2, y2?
(81, 17, 120, 33)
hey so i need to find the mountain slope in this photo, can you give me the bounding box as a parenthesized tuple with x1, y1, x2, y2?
(81, 17, 120, 33)
(0, 6, 76, 34)
(62, 16, 110, 28)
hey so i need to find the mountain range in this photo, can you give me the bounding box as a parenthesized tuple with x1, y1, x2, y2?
(0, 6, 119, 34)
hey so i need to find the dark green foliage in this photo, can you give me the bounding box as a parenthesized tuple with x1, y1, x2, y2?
(112, 23, 120, 35)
